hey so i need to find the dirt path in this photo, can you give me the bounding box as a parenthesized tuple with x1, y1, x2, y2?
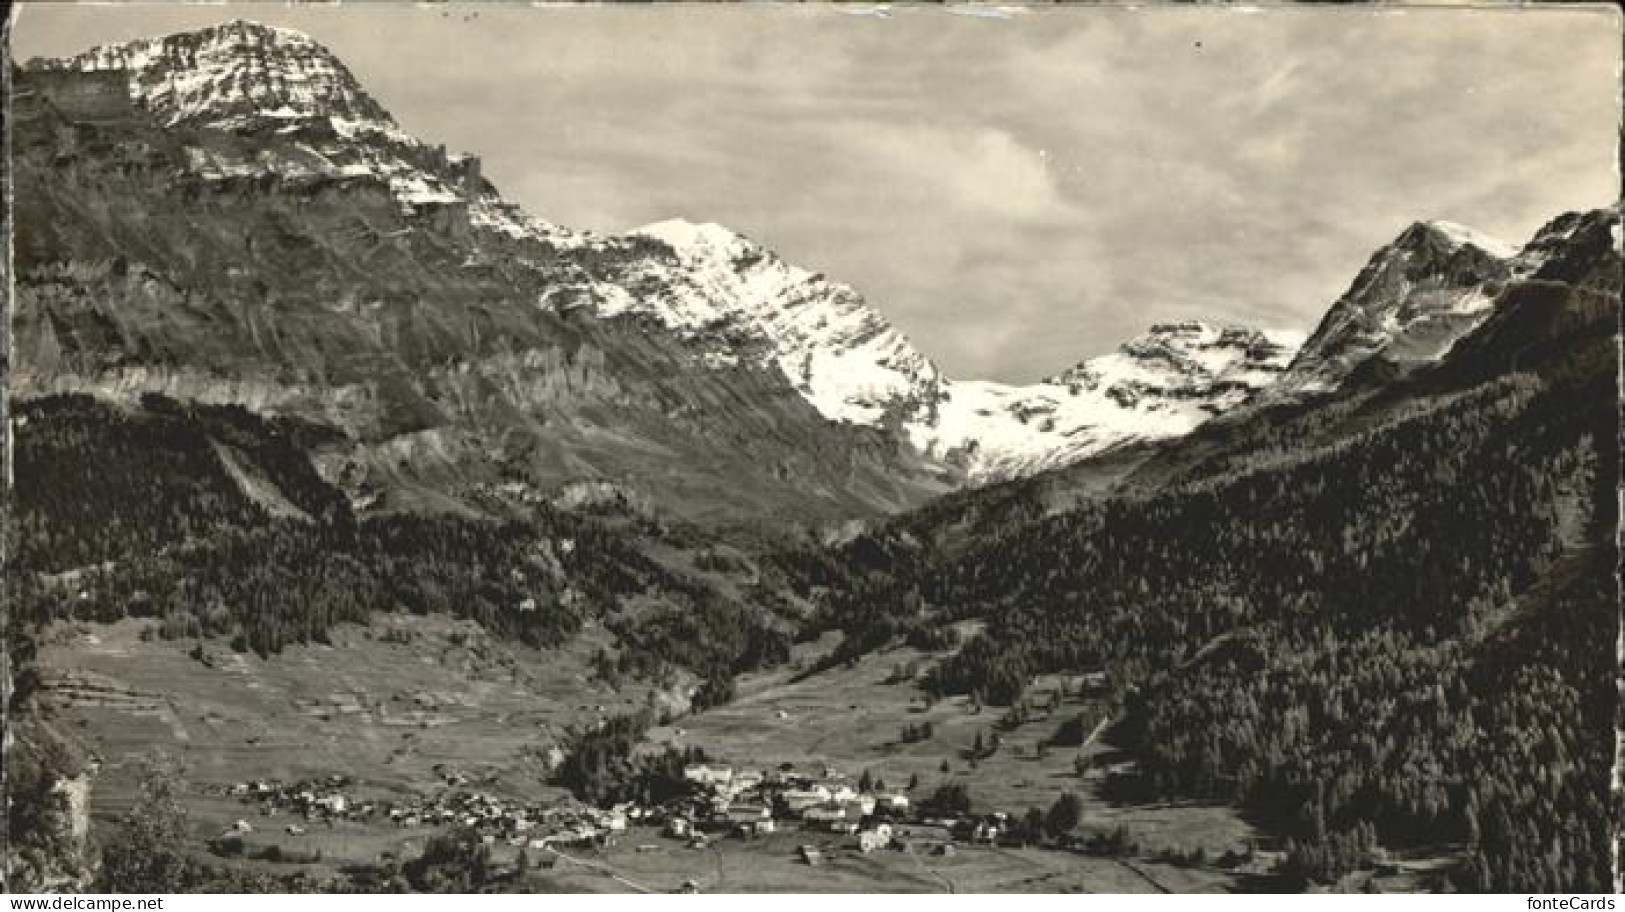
(1080, 712, 1113, 751)
(544, 846, 659, 893)
(1115, 857, 1173, 893)
(709, 844, 726, 890)
(907, 849, 955, 893)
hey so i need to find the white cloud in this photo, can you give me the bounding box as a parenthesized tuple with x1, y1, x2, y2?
(841, 124, 1082, 225)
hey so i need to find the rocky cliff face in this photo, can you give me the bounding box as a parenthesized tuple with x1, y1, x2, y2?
(30, 19, 395, 131)
(1437, 207, 1622, 384)
(1269, 218, 1553, 399)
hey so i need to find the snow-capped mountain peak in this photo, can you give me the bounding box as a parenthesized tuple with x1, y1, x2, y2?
(1423, 220, 1520, 260)
(633, 219, 754, 259)
(1048, 320, 1301, 393)
(1272, 218, 1519, 398)
(606, 226, 1304, 481)
(611, 220, 945, 427)
(33, 19, 395, 133)
(907, 320, 1304, 483)
(24, 21, 586, 243)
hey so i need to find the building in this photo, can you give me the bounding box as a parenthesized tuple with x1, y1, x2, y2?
(827, 783, 860, 803)
(726, 803, 771, 824)
(802, 805, 846, 828)
(857, 823, 894, 853)
(733, 819, 776, 839)
(684, 763, 735, 788)
(780, 786, 833, 814)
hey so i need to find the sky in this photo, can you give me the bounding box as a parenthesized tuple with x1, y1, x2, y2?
(11, 3, 1621, 383)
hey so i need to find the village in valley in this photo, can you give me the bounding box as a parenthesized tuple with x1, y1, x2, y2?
(35, 612, 1307, 892)
(211, 758, 1012, 873)
(44, 615, 1285, 892)
(177, 646, 1278, 893)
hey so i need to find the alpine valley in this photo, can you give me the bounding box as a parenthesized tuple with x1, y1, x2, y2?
(5, 21, 1619, 895)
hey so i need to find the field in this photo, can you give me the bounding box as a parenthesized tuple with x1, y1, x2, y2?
(33, 613, 647, 849)
(515, 827, 1233, 893)
(35, 616, 1265, 891)
(645, 632, 1261, 859)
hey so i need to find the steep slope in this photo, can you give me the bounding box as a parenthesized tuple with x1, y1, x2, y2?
(1118, 207, 1621, 494)
(607, 217, 1307, 483)
(619, 218, 946, 428)
(14, 18, 1315, 508)
(32, 20, 394, 130)
(1267, 210, 1618, 402)
(11, 22, 944, 527)
(790, 204, 1619, 892)
(1270, 220, 1518, 398)
(1439, 206, 1622, 383)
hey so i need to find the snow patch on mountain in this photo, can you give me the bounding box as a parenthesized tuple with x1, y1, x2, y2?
(611, 224, 1306, 480)
(38, 19, 397, 134)
(910, 322, 1304, 482)
(620, 219, 945, 427)
(1427, 220, 1521, 260)
(29, 20, 589, 249)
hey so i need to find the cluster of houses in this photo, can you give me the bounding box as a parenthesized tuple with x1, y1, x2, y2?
(220, 774, 632, 850)
(381, 789, 633, 849)
(662, 762, 1052, 857)
(653, 762, 917, 855)
(218, 760, 1026, 863)
(222, 775, 371, 825)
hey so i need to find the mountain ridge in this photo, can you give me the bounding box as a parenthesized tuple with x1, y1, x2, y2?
(18, 19, 1587, 512)
(16, 19, 1315, 494)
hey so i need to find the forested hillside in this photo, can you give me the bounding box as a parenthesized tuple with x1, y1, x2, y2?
(11, 392, 804, 675)
(4, 390, 810, 889)
(786, 208, 1620, 891)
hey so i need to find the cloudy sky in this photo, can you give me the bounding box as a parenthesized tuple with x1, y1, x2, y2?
(12, 3, 1620, 382)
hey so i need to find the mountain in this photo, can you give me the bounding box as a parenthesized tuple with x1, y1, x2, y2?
(599, 218, 1307, 485)
(798, 202, 1619, 893)
(909, 321, 1303, 482)
(9, 16, 1619, 897)
(30, 19, 396, 132)
(618, 218, 946, 428)
(1266, 212, 1609, 400)
(12, 21, 949, 527)
(1269, 220, 1512, 397)
(1434, 206, 1621, 386)
(12, 19, 1311, 517)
